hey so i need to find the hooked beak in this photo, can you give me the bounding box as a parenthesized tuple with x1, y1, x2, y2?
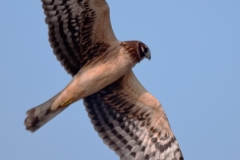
(145, 52, 151, 60)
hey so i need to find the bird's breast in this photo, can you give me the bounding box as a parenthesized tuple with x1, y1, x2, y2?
(70, 52, 134, 99)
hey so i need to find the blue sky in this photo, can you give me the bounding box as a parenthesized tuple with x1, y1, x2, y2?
(1, 1, 240, 160)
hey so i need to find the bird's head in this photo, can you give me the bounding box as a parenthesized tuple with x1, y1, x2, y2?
(120, 41, 151, 64)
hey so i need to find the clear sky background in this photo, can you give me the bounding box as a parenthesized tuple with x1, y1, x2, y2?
(0, 1, 240, 160)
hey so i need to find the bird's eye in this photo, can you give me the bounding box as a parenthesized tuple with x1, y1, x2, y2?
(141, 45, 148, 53)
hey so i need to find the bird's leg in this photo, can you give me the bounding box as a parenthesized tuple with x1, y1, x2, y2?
(59, 99, 73, 108)
(50, 81, 81, 111)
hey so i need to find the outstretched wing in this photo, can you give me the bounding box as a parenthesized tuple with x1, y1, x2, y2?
(42, 0, 118, 75)
(84, 70, 184, 160)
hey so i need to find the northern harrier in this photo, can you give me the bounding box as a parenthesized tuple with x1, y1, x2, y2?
(24, 0, 184, 159)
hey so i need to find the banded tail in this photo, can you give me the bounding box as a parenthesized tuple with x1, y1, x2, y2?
(24, 92, 67, 132)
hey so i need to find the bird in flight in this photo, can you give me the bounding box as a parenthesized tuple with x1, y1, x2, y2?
(24, 0, 184, 159)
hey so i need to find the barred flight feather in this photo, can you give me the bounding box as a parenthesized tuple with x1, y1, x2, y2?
(41, 0, 117, 75)
(84, 70, 183, 160)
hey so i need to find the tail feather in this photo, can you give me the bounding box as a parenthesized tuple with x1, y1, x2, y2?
(24, 92, 67, 132)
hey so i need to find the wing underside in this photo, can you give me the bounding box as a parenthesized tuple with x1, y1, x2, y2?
(41, 0, 117, 75)
(84, 70, 184, 160)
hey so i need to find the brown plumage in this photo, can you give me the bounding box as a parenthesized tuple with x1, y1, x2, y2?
(24, 0, 184, 159)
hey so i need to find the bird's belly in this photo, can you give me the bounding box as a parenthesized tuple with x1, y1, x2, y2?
(70, 61, 131, 100)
